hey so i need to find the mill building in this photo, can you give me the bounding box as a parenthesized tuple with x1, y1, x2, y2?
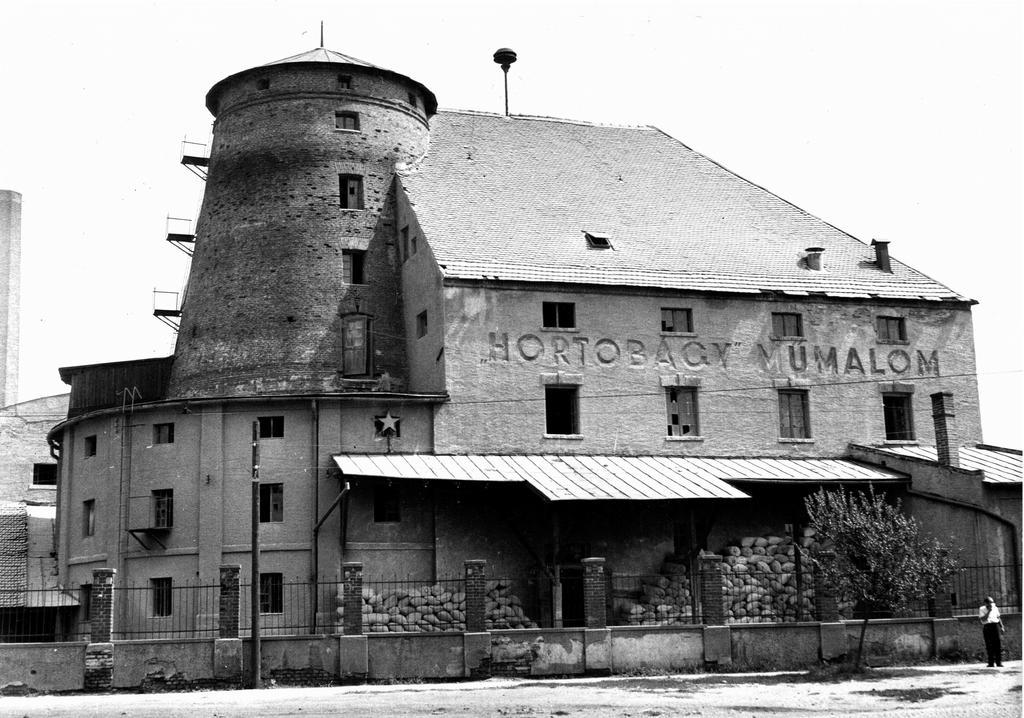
(46, 46, 1021, 634)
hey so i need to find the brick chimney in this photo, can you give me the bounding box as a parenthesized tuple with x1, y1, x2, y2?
(871, 239, 892, 273)
(930, 391, 959, 467)
(0, 190, 20, 409)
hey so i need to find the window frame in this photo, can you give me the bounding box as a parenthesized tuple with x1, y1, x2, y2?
(32, 463, 57, 486)
(84, 435, 97, 457)
(152, 489, 174, 529)
(259, 573, 284, 614)
(541, 302, 576, 330)
(153, 422, 175, 445)
(661, 307, 694, 334)
(882, 392, 916, 441)
(416, 310, 428, 339)
(771, 312, 804, 339)
(256, 77, 270, 91)
(341, 314, 372, 377)
(82, 500, 96, 537)
(400, 226, 410, 260)
(337, 74, 352, 90)
(257, 416, 284, 439)
(342, 249, 365, 284)
(334, 111, 360, 131)
(544, 385, 580, 436)
(777, 389, 811, 440)
(259, 483, 284, 523)
(666, 387, 700, 437)
(339, 174, 365, 210)
(876, 315, 908, 343)
(151, 577, 173, 618)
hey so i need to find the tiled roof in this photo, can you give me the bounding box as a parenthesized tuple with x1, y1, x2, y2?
(0, 502, 27, 605)
(869, 444, 1022, 484)
(400, 111, 966, 301)
(333, 454, 906, 502)
(263, 47, 381, 69)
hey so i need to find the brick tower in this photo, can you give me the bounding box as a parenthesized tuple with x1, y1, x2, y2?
(168, 48, 437, 398)
(0, 189, 21, 408)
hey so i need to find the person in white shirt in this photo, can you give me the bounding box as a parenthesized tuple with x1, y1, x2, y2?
(978, 596, 1005, 667)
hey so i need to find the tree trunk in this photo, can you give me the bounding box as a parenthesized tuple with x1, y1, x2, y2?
(855, 615, 870, 668)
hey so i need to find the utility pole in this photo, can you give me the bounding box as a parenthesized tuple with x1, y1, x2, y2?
(250, 421, 261, 687)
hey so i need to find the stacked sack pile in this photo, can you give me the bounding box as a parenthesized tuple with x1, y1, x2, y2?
(335, 580, 538, 632)
(616, 558, 695, 626)
(484, 580, 539, 630)
(719, 528, 835, 623)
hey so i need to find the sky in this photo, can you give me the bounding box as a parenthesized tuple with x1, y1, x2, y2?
(0, 0, 1020, 446)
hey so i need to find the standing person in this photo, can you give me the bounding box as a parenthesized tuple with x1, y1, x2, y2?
(978, 596, 1005, 667)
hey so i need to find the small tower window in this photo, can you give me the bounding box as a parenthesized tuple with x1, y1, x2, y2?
(337, 74, 352, 90)
(584, 232, 612, 249)
(407, 92, 417, 107)
(335, 111, 360, 131)
(340, 175, 364, 210)
(256, 78, 270, 91)
(417, 310, 428, 338)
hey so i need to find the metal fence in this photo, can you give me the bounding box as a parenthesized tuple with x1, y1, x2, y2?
(114, 582, 219, 640)
(952, 564, 1021, 616)
(356, 577, 468, 633)
(0, 588, 82, 642)
(609, 573, 700, 626)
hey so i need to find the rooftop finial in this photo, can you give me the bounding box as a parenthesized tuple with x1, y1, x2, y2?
(492, 48, 517, 117)
(320, 21, 324, 48)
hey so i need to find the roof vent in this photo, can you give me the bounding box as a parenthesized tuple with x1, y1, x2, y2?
(871, 239, 892, 273)
(584, 231, 613, 249)
(804, 247, 825, 271)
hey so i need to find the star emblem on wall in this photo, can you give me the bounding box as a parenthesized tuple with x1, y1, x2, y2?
(375, 410, 400, 437)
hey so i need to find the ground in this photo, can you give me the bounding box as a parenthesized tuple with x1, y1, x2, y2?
(3, 662, 1020, 717)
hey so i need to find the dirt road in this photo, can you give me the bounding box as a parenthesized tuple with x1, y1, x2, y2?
(3, 661, 1020, 717)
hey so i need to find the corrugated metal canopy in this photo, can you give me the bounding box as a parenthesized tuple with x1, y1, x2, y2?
(870, 445, 1022, 484)
(331, 455, 907, 502)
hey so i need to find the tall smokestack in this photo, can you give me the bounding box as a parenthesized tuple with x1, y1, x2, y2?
(930, 391, 959, 468)
(0, 190, 20, 408)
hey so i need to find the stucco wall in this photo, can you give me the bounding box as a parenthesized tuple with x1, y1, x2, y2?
(434, 285, 980, 456)
(0, 394, 67, 503)
(0, 642, 85, 691)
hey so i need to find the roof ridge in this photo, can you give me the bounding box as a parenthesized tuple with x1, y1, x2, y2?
(437, 108, 656, 131)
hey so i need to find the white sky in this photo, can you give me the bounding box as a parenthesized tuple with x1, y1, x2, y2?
(1, 0, 1020, 446)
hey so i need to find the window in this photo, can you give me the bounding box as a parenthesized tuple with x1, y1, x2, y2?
(258, 416, 284, 439)
(778, 390, 811, 439)
(877, 316, 907, 343)
(666, 388, 699, 437)
(584, 232, 612, 249)
(771, 312, 804, 338)
(342, 315, 371, 376)
(256, 78, 270, 91)
(259, 573, 283, 614)
(151, 577, 172, 617)
(342, 250, 365, 284)
(407, 92, 417, 107)
(542, 302, 576, 330)
(883, 393, 915, 441)
(84, 435, 97, 457)
(80, 584, 92, 623)
(416, 310, 428, 338)
(32, 463, 57, 486)
(337, 74, 351, 90)
(82, 500, 95, 537)
(545, 386, 580, 435)
(152, 489, 174, 529)
(400, 226, 410, 260)
(661, 308, 693, 334)
(339, 174, 364, 209)
(374, 486, 401, 522)
(153, 423, 175, 444)
(335, 111, 359, 130)
(259, 483, 284, 522)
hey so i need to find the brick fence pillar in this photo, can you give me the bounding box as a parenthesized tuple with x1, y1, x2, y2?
(90, 567, 116, 643)
(219, 564, 241, 638)
(582, 557, 607, 628)
(699, 554, 725, 626)
(464, 559, 487, 633)
(815, 550, 840, 622)
(342, 562, 364, 636)
(85, 568, 116, 691)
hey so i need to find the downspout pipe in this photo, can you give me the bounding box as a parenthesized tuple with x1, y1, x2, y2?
(905, 488, 1021, 601)
(310, 400, 319, 633)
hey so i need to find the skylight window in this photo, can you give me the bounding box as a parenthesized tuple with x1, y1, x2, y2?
(584, 232, 613, 250)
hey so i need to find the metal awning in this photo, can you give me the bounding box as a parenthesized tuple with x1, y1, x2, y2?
(332, 454, 908, 502)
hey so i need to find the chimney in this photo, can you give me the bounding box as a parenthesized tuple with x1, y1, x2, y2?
(871, 239, 892, 273)
(0, 189, 20, 408)
(804, 247, 825, 271)
(930, 391, 959, 467)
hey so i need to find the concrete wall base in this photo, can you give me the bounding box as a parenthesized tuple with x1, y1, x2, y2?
(214, 639, 242, 680)
(584, 628, 611, 675)
(338, 635, 368, 678)
(703, 625, 732, 667)
(820, 622, 847, 661)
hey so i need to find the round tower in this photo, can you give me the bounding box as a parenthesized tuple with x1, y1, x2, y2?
(169, 48, 437, 398)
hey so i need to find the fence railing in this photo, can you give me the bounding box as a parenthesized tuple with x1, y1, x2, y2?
(609, 573, 699, 626)
(0, 588, 83, 643)
(951, 564, 1021, 616)
(114, 582, 219, 640)
(721, 567, 818, 623)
